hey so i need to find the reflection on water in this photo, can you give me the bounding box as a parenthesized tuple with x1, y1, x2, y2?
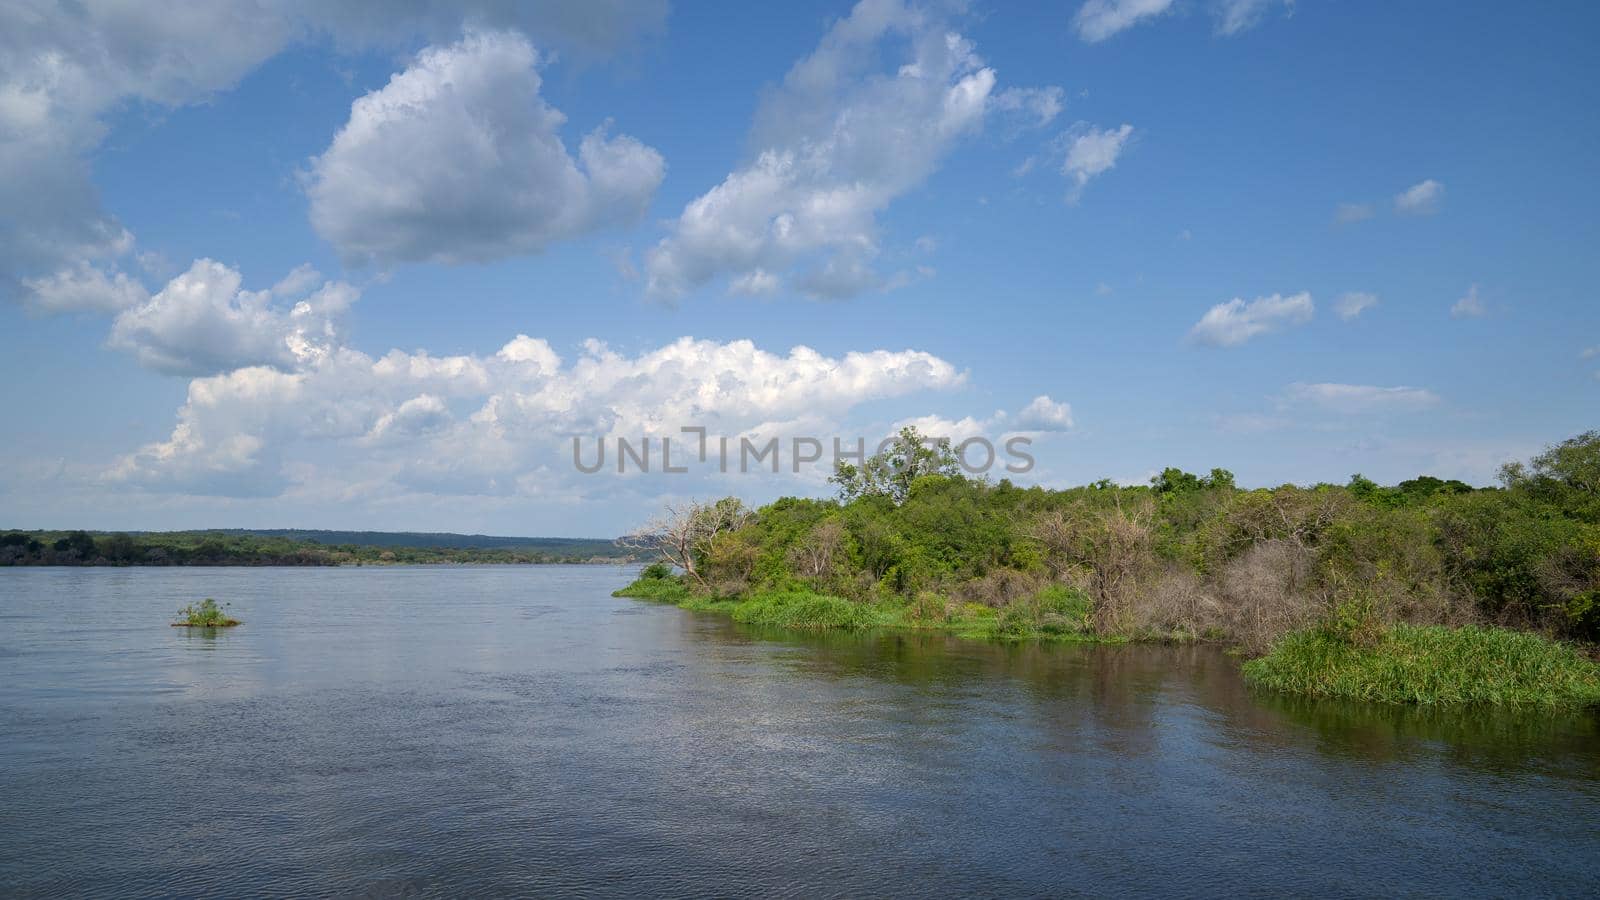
(733, 623, 1600, 780)
(1, 566, 1596, 897)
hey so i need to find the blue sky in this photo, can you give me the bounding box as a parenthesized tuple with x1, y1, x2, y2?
(2, 0, 1596, 536)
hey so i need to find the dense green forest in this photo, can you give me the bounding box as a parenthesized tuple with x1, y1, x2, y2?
(618, 429, 1600, 705)
(0, 529, 632, 566)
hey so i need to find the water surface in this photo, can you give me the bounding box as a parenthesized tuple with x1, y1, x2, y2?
(2, 566, 1597, 897)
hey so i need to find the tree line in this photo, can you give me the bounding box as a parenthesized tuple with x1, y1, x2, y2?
(625, 428, 1600, 650)
(0, 530, 634, 567)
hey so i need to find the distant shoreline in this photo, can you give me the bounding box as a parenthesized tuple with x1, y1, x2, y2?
(3, 559, 637, 568)
(1, 529, 641, 568)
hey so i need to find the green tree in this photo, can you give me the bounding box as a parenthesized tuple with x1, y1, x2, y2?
(830, 426, 962, 505)
(1501, 430, 1600, 522)
(1150, 468, 1202, 495)
(98, 533, 139, 563)
(52, 531, 97, 559)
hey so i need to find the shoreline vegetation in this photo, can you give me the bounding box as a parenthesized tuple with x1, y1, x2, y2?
(173, 598, 240, 628)
(0, 530, 635, 567)
(615, 428, 1600, 708)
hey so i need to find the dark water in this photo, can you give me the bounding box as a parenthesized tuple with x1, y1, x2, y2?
(2, 567, 1597, 898)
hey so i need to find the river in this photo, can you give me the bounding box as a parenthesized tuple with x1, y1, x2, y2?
(2, 565, 1596, 897)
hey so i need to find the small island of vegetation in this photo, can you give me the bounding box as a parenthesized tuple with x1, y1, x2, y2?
(173, 598, 240, 628)
(616, 428, 1600, 708)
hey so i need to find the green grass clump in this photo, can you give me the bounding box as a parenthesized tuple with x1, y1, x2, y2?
(612, 572, 692, 602)
(177, 598, 239, 627)
(677, 594, 743, 613)
(730, 591, 881, 630)
(1243, 624, 1600, 708)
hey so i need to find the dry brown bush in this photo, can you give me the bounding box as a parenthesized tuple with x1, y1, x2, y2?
(1122, 567, 1226, 641)
(1028, 499, 1162, 635)
(1213, 541, 1322, 654)
(958, 567, 1047, 608)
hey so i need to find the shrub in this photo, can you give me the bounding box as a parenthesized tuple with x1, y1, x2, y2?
(1214, 542, 1319, 654)
(612, 574, 690, 602)
(1033, 584, 1093, 634)
(178, 598, 239, 627)
(639, 561, 674, 580)
(905, 590, 952, 624)
(1122, 569, 1222, 641)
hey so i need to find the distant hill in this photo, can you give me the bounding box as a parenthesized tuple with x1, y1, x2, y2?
(208, 529, 625, 555)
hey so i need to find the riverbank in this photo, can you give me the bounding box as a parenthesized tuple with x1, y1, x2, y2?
(615, 575, 1108, 642)
(615, 572, 1600, 708)
(613, 430, 1600, 709)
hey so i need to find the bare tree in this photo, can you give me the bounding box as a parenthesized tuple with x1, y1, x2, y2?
(621, 497, 751, 587)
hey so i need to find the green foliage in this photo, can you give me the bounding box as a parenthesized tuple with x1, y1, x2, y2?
(639, 561, 674, 580)
(1036, 584, 1094, 633)
(991, 585, 1095, 640)
(613, 429, 1600, 705)
(177, 598, 239, 627)
(1243, 624, 1600, 707)
(682, 429, 1598, 642)
(1150, 467, 1202, 495)
(52, 531, 96, 558)
(1433, 491, 1588, 622)
(1500, 430, 1600, 523)
(829, 426, 962, 504)
(1348, 473, 1475, 508)
(612, 570, 691, 602)
(730, 591, 881, 630)
(1151, 467, 1235, 495)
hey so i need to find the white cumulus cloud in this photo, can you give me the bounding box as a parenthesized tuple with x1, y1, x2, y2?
(1188, 291, 1314, 347)
(110, 299, 972, 499)
(643, 0, 1002, 300)
(1013, 395, 1075, 431)
(366, 394, 453, 442)
(306, 29, 664, 266)
(109, 260, 357, 376)
(1, 1, 667, 309)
